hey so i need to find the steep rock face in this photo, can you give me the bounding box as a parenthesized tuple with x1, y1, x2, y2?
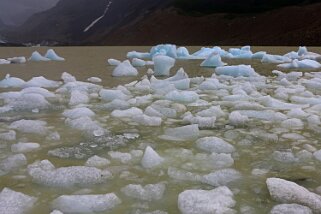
(0, 0, 59, 26)
(5, 0, 321, 45)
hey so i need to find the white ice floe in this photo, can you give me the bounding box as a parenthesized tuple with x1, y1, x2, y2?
(11, 142, 40, 153)
(165, 90, 199, 103)
(87, 77, 102, 83)
(63, 107, 95, 119)
(229, 111, 249, 126)
(278, 59, 321, 69)
(0, 74, 25, 88)
(0, 154, 27, 174)
(182, 112, 216, 128)
(0, 59, 10, 64)
(29, 51, 50, 61)
(0, 130, 16, 141)
(52, 193, 121, 213)
(133, 114, 162, 126)
(112, 60, 138, 77)
(108, 58, 121, 66)
(228, 46, 253, 59)
(28, 160, 112, 187)
(215, 65, 258, 77)
(196, 137, 235, 154)
(45, 49, 65, 61)
(61, 72, 76, 83)
(261, 54, 291, 64)
(0, 188, 37, 214)
(111, 107, 143, 118)
(141, 146, 164, 169)
(10, 119, 48, 135)
(161, 124, 199, 141)
(85, 155, 110, 168)
(108, 151, 132, 164)
(153, 55, 175, 76)
(200, 53, 226, 67)
(121, 183, 166, 201)
(7, 57, 26, 64)
(178, 186, 236, 214)
(65, 116, 105, 136)
(25, 76, 61, 88)
(99, 89, 130, 101)
(150, 44, 177, 58)
(201, 168, 241, 186)
(270, 204, 312, 214)
(132, 58, 146, 67)
(266, 178, 321, 213)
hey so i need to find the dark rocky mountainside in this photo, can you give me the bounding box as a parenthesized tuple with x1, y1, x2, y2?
(4, 0, 321, 46)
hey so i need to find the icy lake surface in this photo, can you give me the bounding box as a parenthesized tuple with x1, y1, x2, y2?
(0, 46, 321, 213)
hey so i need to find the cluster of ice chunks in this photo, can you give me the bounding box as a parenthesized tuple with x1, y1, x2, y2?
(29, 49, 65, 61)
(0, 57, 26, 64)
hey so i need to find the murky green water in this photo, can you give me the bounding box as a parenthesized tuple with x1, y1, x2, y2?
(0, 46, 321, 214)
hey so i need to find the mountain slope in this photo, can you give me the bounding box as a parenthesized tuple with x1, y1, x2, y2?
(7, 0, 321, 45)
(0, 0, 58, 26)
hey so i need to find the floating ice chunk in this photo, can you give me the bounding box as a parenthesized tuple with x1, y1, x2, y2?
(87, 77, 102, 83)
(7, 56, 26, 64)
(259, 96, 307, 110)
(266, 178, 321, 212)
(29, 51, 50, 61)
(161, 125, 199, 141)
(196, 137, 235, 154)
(183, 112, 216, 128)
(199, 78, 227, 90)
(298, 46, 308, 56)
(102, 99, 130, 110)
(153, 55, 175, 76)
(69, 90, 89, 106)
(287, 108, 309, 119)
(178, 186, 236, 214)
(238, 110, 287, 122)
(215, 65, 258, 77)
(0, 74, 25, 88)
(168, 167, 202, 182)
(272, 151, 298, 163)
(108, 151, 132, 164)
(229, 111, 249, 126)
(10, 119, 47, 135)
(25, 76, 61, 88)
(6, 93, 50, 110)
(313, 150, 321, 162)
(50, 210, 63, 214)
(28, 160, 111, 187)
(108, 58, 121, 66)
(228, 46, 253, 59)
(111, 107, 143, 118)
(133, 114, 162, 126)
(164, 68, 189, 81)
(177, 47, 190, 58)
(0, 154, 27, 174)
(200, 53, 226, 67)
(61, 72, 76, 83)
(165, 90, 199, 103)
(52, 193, 121, 213)
(112, 60, 138, 77)
(252, 51, 266, 59)
(66, 116, 105, 136)
(0, 130, 16, 141)
(141, 146, 164, 169)
(127, 51, 151, 59)
(99, 89, 130, 101)
(21, 87, 55, 98)
(278, 59, 321, 69)
(270, 204, 312, 214)
(261, 54, 291, 64)
(0, 59, 10, 64)
(132, 58, 146, 67)
(11, 142, 40, 153)
(150, 44, 177, 58)
(121, 183, 165, 201)
(201, 169, 241, 186)
(85, 155, 110, 168)
(0, 188, 37, 214)
(63, 107, 95, 119)
(45, 49, 65, 61)
(281, 118, 304, 130)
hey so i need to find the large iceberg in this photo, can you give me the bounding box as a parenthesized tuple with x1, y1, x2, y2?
(153, 55, 175, 76)
(45, 49, 65, 61)
(29, 51, 50, 62)
(215, 65, 258, 77)
(112, 60, 138, 77)
(150, 44, 177, 58)
(200, 53, 226, 67)
(278, 59, 321, 69)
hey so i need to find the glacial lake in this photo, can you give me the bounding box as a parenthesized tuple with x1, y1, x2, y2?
(0, 46, 321, 213)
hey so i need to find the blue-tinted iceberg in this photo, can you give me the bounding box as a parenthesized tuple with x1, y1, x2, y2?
(215, 65, 258, 77)
(153, 55, 175, 76)
(200, 53, 226, 67)
(29, 51, 50, 62)
(45, 49, 65, 61)
(112, 60, 138, 77)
